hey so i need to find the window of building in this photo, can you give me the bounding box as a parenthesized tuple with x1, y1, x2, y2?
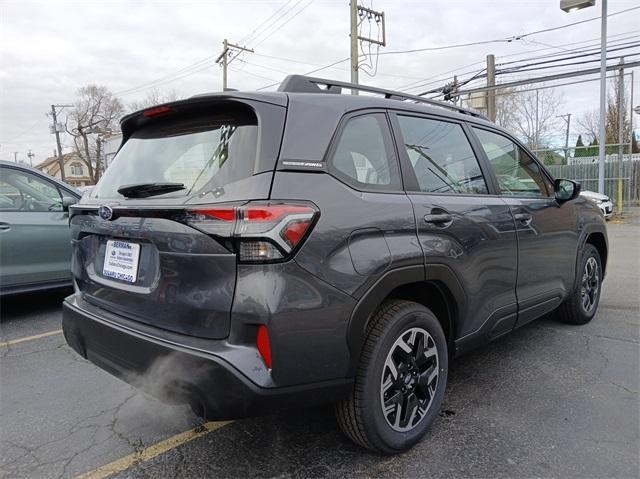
(70, 162, 84, 176)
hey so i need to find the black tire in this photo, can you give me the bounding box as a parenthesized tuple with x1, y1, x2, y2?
(556, 244, 603, 325)
(335, 300, 448, 454)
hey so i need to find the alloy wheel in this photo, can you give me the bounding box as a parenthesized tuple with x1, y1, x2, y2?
(380, 327, 439, 432)
(581, 256, 600, 313)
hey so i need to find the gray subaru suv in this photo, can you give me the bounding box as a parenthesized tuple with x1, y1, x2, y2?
(63, 75, 608, 454)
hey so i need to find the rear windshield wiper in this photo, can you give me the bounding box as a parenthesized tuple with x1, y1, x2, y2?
(117, 182, 185, 198)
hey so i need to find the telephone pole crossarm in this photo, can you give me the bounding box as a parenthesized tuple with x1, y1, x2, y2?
(215, 39, 254, 90)
(350, 1, 386, 92)
(356, 5, 386, 46)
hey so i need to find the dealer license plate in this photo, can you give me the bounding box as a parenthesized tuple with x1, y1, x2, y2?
(103, 240, 141, 283)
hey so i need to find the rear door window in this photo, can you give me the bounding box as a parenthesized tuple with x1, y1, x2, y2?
(92, 107, 259, 199)
(329, 113, 401, 191)
(396, 115, 488, 195)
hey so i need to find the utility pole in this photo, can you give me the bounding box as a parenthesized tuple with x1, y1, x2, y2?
(557, 113, 572, 163)
(50, 104, 72, 182)
(13, 152, 18, 163)
(349, 2, 386, 94)
(535, 88, 540, 153)
(486, 54, 496, 122)
(27, 149, 35, 167)
(215, 39, 253, 91)
(617, 58, 625, 215)
(597, 0, 608, 194)
(350, 0, 358, 91)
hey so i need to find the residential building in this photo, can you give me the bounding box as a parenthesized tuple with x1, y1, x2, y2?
(36, 152, 93, 187)
(102, 133, 122, 170)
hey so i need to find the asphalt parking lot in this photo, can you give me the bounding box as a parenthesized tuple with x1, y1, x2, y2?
(1, 221, 638, 479)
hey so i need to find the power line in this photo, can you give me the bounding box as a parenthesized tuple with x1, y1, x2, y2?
(237, 0, 296, 45)
(453, 59, 640, 96)
(113, 2, 307, 96)
(114, 56, 216, 96)
(517, 5, 639, 38)
(251, 0, 314, 49)
(228, 66, 278, 83)
(416, 68, 487, 97)
(413, 41, 640, 97)
(497, 44, 640, 73)
(255, 0, 640, 92)
(498, 33, 640, 65)
(256, 56, 352, 90)
(497, 51, 640, 76)
(249, 53, 422, 81)
(1, 119, 43, 145)
(396, 32, 639, 92)
(378, 5, 640, 57)
(399, 62, 486, 92)
(237, 58, 292, 75)
(115, 61, 216, 96)
(491, 71, 631, 97)
(242, 0, 305, 48)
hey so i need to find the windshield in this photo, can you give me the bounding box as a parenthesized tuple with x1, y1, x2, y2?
(91, 114, 258, 200)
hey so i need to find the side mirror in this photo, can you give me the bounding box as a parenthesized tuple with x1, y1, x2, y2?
(554, 178, 580, 203)
(61, 196, 78, 212)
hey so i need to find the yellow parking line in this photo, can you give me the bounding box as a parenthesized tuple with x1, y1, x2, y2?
(75, 421, 231, 479)
(0, 329, 63, 348)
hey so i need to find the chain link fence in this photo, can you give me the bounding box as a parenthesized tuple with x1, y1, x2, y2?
(530, 145, 640, 205)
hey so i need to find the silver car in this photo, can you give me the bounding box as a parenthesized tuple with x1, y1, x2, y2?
(0, 161, 80, 294)
(580, 190, 613, 220)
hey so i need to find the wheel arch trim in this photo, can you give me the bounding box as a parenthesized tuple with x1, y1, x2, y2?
(578, 224, 608, 278)
(345, 264, 466, 372)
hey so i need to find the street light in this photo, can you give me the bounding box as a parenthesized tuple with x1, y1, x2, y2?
(561, 0, 606, 194)
(560, 0, 595, 13)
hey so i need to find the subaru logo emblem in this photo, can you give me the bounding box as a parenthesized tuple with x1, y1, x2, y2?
(99, 205, 114, 221)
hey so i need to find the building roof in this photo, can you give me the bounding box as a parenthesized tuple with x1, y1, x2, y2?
(35, 152, 82, 173)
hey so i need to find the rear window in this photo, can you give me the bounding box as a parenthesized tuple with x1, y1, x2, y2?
(91, 107, 258, 199)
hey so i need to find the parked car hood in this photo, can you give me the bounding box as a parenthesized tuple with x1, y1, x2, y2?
(580, 190, 610, 201)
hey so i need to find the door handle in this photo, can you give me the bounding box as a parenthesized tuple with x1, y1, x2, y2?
(0, 222, 10, 232)
(514, 213, 532, 225)
(424, 213, 453, 225)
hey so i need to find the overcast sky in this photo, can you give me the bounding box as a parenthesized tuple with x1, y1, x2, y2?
(1, 0, 639, 166)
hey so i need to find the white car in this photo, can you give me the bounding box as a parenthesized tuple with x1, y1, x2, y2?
(580, 190, 613, 219)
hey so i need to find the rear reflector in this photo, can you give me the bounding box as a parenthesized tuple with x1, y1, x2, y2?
(256, 325, 273, 369)
(183, 202, 318, 262)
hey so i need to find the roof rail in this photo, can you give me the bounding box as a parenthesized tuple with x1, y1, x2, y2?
(277, 74, 488, 120)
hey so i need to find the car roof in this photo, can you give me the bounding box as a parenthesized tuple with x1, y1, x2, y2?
(0, 160, 81, 197)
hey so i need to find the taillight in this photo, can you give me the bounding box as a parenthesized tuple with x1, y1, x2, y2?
(183, 202, 319, 262)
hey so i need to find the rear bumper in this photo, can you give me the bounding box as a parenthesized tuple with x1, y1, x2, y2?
(62, 297, 352, 420)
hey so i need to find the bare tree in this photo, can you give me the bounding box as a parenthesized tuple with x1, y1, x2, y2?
(576, 109, 599, 143)
(66, 85, 125, 184)
(128, 88, 180, 113)
(575, 74, 635, 153)
(494, 87, 518, 131)
(496, 85, 564, 150)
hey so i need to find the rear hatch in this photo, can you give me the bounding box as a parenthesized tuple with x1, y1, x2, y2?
(70, 95, 287, 339)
